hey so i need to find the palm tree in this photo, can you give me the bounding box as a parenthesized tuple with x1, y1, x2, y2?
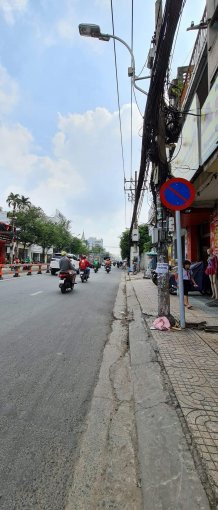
(19, 195, 31, 210)
(6, 193, 21, 214)
(6, 193, 21, 261)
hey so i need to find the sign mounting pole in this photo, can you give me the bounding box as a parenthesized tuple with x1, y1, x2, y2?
(175, 210, 185, 329)
(159, 177, 196, 330)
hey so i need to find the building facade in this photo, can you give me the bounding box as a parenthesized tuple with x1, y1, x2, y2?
(0, 211, 12, 264)
(170, 0, 218, 262)
(86, 237, 103, 251)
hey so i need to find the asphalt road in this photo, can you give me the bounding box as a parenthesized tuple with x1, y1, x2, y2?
(0, 267, 121, 510)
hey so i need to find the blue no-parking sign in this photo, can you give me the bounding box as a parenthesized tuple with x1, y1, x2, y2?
(160, 178, 195, 211)
(160, 177, 196, 329)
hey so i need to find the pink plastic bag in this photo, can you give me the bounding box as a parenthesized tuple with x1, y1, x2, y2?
(153, 316, 171, 331)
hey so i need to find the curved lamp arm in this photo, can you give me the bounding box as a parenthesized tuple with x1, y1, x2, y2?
(102, 33, 148, 96)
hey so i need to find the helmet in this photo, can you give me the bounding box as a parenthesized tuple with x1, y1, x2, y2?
(61, 250, 67, 256)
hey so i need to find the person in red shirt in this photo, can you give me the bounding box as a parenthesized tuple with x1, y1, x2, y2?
(79, 256, 90, 277)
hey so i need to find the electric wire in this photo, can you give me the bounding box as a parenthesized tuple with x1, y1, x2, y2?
(133, 87, 144, 118)
(168, 0, 187, 82)
(130, 0, 185, 235)
(130, 0, 134, 180)
(110, 0, 127, 225)
(110, 0, 125, 182)
(169, 133, 183, 163)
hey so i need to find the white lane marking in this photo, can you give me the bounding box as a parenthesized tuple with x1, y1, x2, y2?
(30, 291, 44, 296)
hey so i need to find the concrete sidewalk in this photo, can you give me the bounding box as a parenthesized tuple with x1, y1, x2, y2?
(127, 274, 218, 509)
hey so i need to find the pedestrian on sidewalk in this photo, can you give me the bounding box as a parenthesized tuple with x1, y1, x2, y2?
(182, 259, 198, 309)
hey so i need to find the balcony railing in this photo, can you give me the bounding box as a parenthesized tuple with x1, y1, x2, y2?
(179, 7, 208, 107)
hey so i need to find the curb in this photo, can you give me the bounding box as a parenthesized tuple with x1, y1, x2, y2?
(65, 276, 142, 509)
(126, 278, 211, 510)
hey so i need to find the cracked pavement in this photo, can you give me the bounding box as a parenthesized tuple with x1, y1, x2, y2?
(65, 278, 142, 510)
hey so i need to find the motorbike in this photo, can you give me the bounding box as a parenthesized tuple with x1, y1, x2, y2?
(80, 268, 88, 283)
(151, 269, 177, 294)
(151, 261, 210, 295)
(94, 266, 98, 273)
(105, 265, 111, 273)
(59, 270, 76, 294)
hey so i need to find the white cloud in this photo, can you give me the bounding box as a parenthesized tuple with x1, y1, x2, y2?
(56, 18, 75, 42)
(1, 101, 143, 253)
(35, 0, 76, 47)
(0, 0, 28, 24)
(0, 123, 36, 175)
(51, 104, 142, 248)
(0, 64, 19, 115)
(0, 123, 84, 211)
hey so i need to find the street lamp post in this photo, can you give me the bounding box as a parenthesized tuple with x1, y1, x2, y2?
(78, 24, 148, 96)
(79, 23, 148, 273)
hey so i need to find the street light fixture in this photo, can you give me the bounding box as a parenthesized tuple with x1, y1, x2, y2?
(78, 23, 148, 96)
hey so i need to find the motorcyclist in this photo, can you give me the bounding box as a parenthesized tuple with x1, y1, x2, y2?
(79, 255, 90, 277)
(105, 258, 111, 271)
(59, 251, 74, 272)
(93, 258, 99, 270)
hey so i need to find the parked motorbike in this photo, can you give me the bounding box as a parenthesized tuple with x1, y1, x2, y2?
(151, 261, 210, 296)
(170, 261, 211, 295)
(151, 269, 177, 294)
(59, 270, 76, 294)
(80, 269, 88, 283)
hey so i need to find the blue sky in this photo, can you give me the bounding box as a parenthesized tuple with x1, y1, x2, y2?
(0, 0, 204, 253)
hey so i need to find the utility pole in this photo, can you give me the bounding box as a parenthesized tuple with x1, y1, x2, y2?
(154, 0, 170, 317)
(156, 113, 170, 317)
(126, 172, 140, 272)
(131, 171, 140, 272)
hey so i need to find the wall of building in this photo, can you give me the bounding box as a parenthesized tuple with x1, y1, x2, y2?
(207, 0, 218, 87)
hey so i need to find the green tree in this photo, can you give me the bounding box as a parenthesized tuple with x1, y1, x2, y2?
(19, 195, 31, 210)
(120, 229, 130, 260)
(120, 224, 151, 260)
(70, 236, 88, 255)
(138, 224, 152, 254)
(16, 206, 44, 252)
(6, 193, 22, 261)
(91, 245, 102, 255)
(52, 223, 72, 252)
(6, 192, 21, 214)
(35, 219, 57, 261)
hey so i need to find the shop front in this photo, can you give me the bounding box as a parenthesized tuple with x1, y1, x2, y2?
(181, 208, 212, 263)
(0, 222, 12, 264)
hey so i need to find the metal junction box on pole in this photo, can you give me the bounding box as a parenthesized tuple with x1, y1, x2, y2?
(132, 229, 139, 242)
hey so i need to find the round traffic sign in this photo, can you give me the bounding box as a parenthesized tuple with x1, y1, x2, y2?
(160, 178, 195, 211)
